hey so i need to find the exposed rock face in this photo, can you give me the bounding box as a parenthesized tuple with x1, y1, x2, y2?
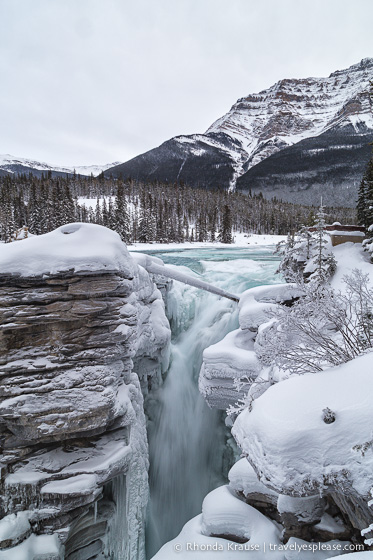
(0, 224, 171, 559)
(108, 58, 373, 205)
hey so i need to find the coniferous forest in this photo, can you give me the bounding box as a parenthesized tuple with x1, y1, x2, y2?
(0, 171, 356, 244)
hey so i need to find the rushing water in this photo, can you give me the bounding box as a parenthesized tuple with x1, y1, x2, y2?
(143, 247, 281, 558)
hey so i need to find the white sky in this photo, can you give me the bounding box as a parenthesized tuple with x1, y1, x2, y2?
(0, 0, 372, 166)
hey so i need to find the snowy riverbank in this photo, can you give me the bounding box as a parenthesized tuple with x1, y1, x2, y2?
(129, 232, 286, 252)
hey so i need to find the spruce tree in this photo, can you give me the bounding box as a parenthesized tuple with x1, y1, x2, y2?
(95, 197, 102, 225)
(363, 158, 373, 237)
(218, 204, 233, 243)
(115, 183, 130, 243)
(311, 205, 336, 284)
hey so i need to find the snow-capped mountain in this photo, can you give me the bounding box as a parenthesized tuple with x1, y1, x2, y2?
(207, 57, 373, 169)
(109, 58, 373, 205)
(0, 154, 121, 178)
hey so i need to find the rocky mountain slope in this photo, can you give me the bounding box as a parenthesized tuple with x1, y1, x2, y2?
(109, 58, 373, 206)
(0, 155, 120, 178)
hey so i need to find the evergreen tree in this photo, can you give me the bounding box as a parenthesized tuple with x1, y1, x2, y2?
(363, 158, 373, 235)
(218, 204, 233, 243)
(208, 207, 217, 242)
(357, 171, 368, 226)
(310, 205, 336, 285)
(101, 198, 108, 227)
(115, 183, 130, 242)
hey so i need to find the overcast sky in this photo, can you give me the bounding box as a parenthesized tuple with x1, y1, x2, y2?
(0, 0, 372, 166)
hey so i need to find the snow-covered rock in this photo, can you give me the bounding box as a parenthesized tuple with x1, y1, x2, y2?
(0, 224, 170, 559)
(232, 353, 373, 535)
(153, 485, 283, 560)
(199, 283, 300, 409)
(229, 458, 278, 508)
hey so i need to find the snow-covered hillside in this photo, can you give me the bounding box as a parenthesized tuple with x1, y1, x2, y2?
(0, 154, 121, 177)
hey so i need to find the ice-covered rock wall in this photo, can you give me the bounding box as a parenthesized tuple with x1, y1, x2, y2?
(0, 224, 170, 559)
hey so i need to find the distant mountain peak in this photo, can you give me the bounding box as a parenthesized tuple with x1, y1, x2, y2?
(0, 155, 122, 177)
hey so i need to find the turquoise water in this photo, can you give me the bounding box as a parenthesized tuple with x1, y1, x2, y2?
(144, 247, 282, 558)
(140, 246, 281, 285)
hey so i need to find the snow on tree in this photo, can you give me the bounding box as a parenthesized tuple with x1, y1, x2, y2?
(276, 206, 336, 284)
(308, 205, 337, 285)
(256, 269, 373, 376)
(0, 172, 356, 245)
(360, 156, 373, 259)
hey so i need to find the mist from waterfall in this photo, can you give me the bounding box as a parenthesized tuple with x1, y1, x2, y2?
(145, 248, 280, 558)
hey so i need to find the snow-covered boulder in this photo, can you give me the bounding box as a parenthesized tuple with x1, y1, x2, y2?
(277, 494, 326, 539)
(199, 328, 260, 409)
(228, 458, 279, 514)
(153, 485, 283, 560)
(0, 224, 171, 560)
(199, 283, 301, 409)
(232, 352, 373, 535)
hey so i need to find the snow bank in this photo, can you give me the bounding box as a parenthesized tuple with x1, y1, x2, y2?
(238, 284, 300, 331)
(233, 352, 373, 499)
(129, 233, 286, 251)
(202, 485, 281, 548)
(0, 222, 134, 277)
(0, 511, 31, 543)
(331, 243, 373, 292)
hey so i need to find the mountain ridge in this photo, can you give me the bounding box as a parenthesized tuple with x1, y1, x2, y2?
(108, 58, 373, 205)
(1, 59, 372, 206)
(0, 154, 121, 178)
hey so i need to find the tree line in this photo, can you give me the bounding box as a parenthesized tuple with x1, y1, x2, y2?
(0, 171, 356, 244)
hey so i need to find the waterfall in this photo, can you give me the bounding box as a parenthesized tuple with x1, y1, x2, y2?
(145, 249, 280, 558)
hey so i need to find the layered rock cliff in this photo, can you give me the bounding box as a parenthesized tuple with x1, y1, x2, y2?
(0, 223, 170, 559)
